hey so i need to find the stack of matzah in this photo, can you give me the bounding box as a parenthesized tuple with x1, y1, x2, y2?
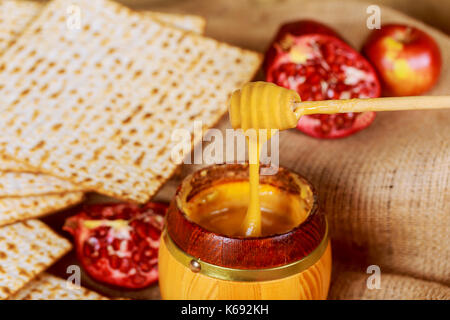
(0, 0, 86, 233)
(0, 0, 207, 227)
(0, 0, 260, 300)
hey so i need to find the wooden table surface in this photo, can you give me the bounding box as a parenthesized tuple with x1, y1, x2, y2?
(45, 0, 449, 299)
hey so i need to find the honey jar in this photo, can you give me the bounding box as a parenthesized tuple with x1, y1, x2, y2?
(159, 164, 331, 299)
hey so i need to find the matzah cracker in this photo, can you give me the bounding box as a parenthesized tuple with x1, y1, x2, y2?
(0, 219, 72, 299)
(0, 171, 84, 197)
(0, 192, 84, 227)
(0, 0, 205, 175)
(0, 0, 204, 54)
(9, 273, 107, 300)
(0, 0, 43, 52)
(0, 0, 261, 203)
(0, 155, 39, 173)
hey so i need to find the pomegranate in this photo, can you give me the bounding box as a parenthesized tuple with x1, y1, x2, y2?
(264, 20, 381, 138)
(64, 202, 168, 289)
(264, 20, 340, 73)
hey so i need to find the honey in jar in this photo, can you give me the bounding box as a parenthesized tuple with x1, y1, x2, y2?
(186, 181, 311, 237)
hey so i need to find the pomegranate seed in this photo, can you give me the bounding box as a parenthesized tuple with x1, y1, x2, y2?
(95, 226, 109, 238)
(131, 273, 146, 285)
(131, 231, 140, 243)
(126, 240, 133, 250)
(138, 240, 148, 252)
(143, 249, 153, 257)
(112, 238, 121, 250)
(99, 246, 108, 258)
(335, 115, 345, 128)
(119, 258, 132, 273)
(83, 243, 95, 258)
(309, 74, 320, 84)
(121, 208, 133, 220)
(140, 262, 151, 272)
(335, 55, 345, 65)
(313, 92, 323, 100)
(320, 123, 331, 134)
(284, 64, 296, 74)
(129, 220, 138, 228)
(136, 223, 148, 239)
(109, 255, 121, 269)
(132, 251, 141, 263)
(101, 267, 111, 277)
(148, 228, 160, 241)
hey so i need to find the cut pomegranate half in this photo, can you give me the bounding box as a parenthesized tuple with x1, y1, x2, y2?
(264, 20, 340, 73)
(265, 21, 381, 138)
(64, 202, 168, 289)
(296, 112, 376, 139)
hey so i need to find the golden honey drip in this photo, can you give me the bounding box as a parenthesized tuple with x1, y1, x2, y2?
(228, 82, 302, 236)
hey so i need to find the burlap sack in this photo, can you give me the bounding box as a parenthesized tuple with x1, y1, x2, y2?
(329, 271, 450, 300)
(150, 0, 449, 300)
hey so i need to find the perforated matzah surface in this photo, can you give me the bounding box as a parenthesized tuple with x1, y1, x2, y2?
(0, 0, 43, 53)
(0, 219, 72, 299)
(0, 0, 206, 176)
(0, 0, 261, 203)
(0, 192, 84, 227)
(0, 171, 84, 197)
(0, 0, 204, 53)
(0, 155, 39, 173)
(9, 273, 107, 300)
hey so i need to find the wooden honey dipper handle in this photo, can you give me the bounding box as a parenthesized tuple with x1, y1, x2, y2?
(293, 96, 450, 116)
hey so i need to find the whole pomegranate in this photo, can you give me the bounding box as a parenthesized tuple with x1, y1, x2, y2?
(264, 20, 381, 138)
(64, 202, 168, 289)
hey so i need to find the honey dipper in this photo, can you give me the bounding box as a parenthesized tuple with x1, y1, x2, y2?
(229, 82, 450, 131)
(293, 95, 450, 117)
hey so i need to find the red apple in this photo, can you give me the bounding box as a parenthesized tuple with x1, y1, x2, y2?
(363, 24, 442, 96)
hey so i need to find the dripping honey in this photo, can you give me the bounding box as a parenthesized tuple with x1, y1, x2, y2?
(228, 81, 301, 236)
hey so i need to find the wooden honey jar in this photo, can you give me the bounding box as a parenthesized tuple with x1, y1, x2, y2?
(159, 164, 331, 300)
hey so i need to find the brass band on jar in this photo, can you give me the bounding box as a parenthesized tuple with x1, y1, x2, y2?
(163, 220, 329, 282)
